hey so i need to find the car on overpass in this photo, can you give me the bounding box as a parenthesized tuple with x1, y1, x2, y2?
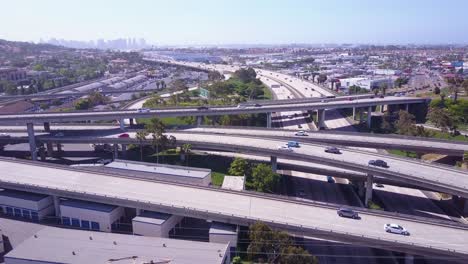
(0, 133, 10, 138)
(337, 207, 359, 219)
(295, 131, 308, 136)
(384, 223, 410, 236)
(277, 145, 293, 152)
(137, 108, 150, 113)
(197, 106, 209, 110)
(325, 146, 341, 154)
(368, 159, 388, 168)
(118, 133, 130, 138)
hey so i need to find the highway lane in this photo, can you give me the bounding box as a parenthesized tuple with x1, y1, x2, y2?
(181, 127, 468, 155)
(0, 158, 468, 259)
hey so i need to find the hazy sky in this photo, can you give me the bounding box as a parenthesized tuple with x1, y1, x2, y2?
(1, 0, 467, 45)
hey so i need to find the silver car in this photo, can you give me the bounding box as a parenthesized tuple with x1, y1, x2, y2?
(384, 224, 409, 236)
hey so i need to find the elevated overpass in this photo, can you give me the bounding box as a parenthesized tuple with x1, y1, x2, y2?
(0, 96, 426, 124)
(0, 157, 467, 261)
(2, 130, 467, 202)
(186, 126, 468, 156)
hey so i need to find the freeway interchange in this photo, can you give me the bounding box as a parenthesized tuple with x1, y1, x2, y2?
(1, 60, 467, 262)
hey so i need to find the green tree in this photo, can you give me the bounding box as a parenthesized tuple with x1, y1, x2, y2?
(247, 222, 316, 264)
(228, 158, 249, 176)
(144, 117, 167, 163)
(231, 256, 242, 264)
(280, 245, 317, 264)
(427, 107, 454, 132)
(75, 99, 90, 110)
(250, 163, 280, 193)
(317, 74, 327, 84)
(136, 131, 148, 161)
(395, 110, 417, 136)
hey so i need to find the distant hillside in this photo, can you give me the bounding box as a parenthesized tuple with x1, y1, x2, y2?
(0, 39, 73, 65)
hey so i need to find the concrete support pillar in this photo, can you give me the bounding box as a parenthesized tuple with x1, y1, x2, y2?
(266, 112, 272, 128)
(367, 106, 372, 129)
(453, 196, 468, 217)
(404, 254, 414, 264)
(136, 208, 142, 216)
(119, 119, 125, 130)
(352, 107, 356, 120)
(27, 123, 37, 161)
(46, 142, 54, 157)
(121, 144, 127, 159)
(270, 156, 277, 172)
(317, 109, 326, 130)
(44, 122, 50, 132)
(56, 143, 62, 153)
(405, 104, 409, 112)
(53, 195, 61, 217)
(365, 174, 374, 207)
(129, 118, 134, 126)
(113, 144, 119, 160)
(197, 116, 203, 126)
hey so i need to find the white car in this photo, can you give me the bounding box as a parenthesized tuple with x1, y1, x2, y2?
(137, 108, 150, 113)
(277, 145, 293, 152)
(295, 131, 308, 136)
(384, 224, 410, 236)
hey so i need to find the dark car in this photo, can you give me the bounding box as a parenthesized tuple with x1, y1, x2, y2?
(254, 103, 262, 107)
(368, 159, 388, 168)
(337, 207, 359, 219)
(379, 95, 385, 98)
(327, 176, 335, 183)
(197, 106, 209, 110)
(324, 146, 341, 154)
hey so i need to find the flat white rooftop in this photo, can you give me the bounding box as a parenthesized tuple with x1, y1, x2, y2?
(221, 176, 244, 191)
(105, 159, 211, 179)
(4, 226, 228, 264)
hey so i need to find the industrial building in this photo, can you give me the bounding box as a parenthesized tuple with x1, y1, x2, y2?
(103, 159, 212, 186)
(209, 222, 238, 257)
(60, 199, 124, 232)
(132, 211, 183, 237)
(0, 189, 54, 221)
(4, 226, 230, 264)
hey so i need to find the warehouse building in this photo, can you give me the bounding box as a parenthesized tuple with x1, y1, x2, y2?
(104, 159, 212, 186)
(209, 222, 238, 258)
(132, 211, 183, 237)
(0, 189, 54, 221)
(4, 226, 230, 264)
(60, 199, 124, 232)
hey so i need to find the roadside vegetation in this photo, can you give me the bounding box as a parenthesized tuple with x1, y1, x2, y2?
(141, 67, 271, 127)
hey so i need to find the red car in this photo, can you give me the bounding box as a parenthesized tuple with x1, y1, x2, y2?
(118, 133, 130, 138)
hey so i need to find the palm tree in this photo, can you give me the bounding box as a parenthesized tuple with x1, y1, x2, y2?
(136, 131, 148, 161)
(181, 143, 192, 165)
(144, 117, 166, 164)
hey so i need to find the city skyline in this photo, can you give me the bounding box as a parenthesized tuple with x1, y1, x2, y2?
(1, 0, 468, 45)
